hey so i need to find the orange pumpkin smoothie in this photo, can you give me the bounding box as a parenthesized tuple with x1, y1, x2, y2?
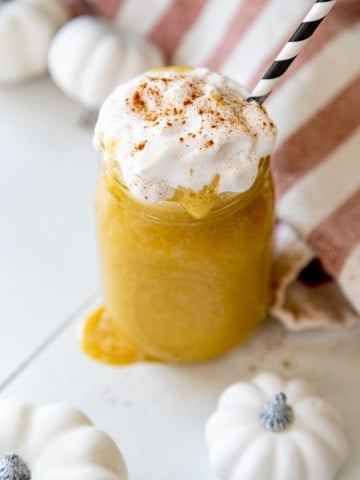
(81, 67, 276, 364)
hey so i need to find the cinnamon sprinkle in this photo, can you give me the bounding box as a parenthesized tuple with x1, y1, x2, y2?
(133, 91, 146, 112)
(135, 141, 147, 151)
(125, 73, 273, 150)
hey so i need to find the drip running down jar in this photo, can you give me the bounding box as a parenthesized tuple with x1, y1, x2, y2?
(81, 67, 276, 364)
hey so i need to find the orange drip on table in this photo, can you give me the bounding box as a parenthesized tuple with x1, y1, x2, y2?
(81, 307, 154, 365)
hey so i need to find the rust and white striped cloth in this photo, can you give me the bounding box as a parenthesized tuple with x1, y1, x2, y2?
(70, 0, 360, 329)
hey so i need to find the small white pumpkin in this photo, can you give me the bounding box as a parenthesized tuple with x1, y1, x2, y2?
(48, 15, 164, 110)
(205, 372, 349, 480)
(0, 398, 128, 480)
(0, 0, 69, 83)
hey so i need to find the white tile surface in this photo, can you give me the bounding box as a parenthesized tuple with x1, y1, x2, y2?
(1, 302, 359, 480)
(0, 78, 99, 383)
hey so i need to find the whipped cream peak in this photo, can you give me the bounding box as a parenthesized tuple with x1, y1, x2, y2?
(94, 67, 276, 204)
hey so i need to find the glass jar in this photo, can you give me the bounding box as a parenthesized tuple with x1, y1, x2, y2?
(82, 157, 275, 364)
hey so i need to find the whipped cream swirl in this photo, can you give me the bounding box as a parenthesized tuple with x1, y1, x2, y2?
(94, 67, 276, 203)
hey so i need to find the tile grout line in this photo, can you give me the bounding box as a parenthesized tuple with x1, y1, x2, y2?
(0, 289, 101, 393)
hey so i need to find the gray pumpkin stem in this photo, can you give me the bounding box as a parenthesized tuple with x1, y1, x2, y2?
(0, 453, 31, 480)
(79, 107, 99, 128)
(259, 392, 294, 432)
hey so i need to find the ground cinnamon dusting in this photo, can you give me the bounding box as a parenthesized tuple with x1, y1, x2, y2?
(146, 113, 158, 122)
(135, 141, 147, 151)
(133, 91, 146, 112)
(124, 72, 275, 160)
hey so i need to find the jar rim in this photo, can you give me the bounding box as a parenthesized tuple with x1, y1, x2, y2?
(99, 155, 271, 224)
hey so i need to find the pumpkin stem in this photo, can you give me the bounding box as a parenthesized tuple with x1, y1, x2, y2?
(79, 107, 99, 128)
(259, 392, 294, 432)
(0, 453, 31, 480)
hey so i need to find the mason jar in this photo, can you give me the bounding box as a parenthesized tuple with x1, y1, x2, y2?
(82, 155, 274, 364)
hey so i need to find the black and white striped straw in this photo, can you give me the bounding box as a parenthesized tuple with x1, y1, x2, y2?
(247, 0, 338, 105)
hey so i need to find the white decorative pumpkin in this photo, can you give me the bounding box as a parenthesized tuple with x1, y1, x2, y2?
(0, 398, 128, 480)
(48, 16, 164, 109)
(205, 372, 349, 480)
(0, 0, 69, 83)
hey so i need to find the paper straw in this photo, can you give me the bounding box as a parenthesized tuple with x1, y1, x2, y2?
(247, 0, 338, 105)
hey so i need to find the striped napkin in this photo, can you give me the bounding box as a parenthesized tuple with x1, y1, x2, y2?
(69, 0, 360, 329)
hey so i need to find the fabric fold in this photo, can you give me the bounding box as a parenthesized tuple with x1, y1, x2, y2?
(271, 222, 359, 329)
